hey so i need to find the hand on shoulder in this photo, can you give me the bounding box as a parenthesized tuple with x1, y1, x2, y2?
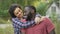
(35, 16, 46, 24)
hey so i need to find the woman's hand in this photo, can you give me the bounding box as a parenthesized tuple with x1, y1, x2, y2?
(35, 16, 45, 24)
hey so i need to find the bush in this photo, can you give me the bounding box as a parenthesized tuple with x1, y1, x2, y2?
(36, 2, 48, 16)
(0, 10, 10, 18)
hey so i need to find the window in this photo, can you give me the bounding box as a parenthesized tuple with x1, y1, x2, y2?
(51, 6, 56, 17)
(51, 6, 56, 13)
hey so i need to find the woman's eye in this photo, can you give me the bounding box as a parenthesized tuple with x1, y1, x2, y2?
(16, 12, 18, 14)
(19, 10, 20, 12)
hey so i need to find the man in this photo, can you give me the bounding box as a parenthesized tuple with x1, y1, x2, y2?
(24, 6, 55, 34)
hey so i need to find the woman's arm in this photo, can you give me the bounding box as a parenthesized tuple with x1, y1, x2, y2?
(12, 18, 35, 28)
(35, 16, 45, 24)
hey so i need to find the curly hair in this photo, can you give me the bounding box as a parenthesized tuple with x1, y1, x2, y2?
(25, 6, 36, 21)
(9, 4, 22, 18)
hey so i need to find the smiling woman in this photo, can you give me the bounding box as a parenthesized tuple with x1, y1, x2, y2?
(14, 7, 23, 19)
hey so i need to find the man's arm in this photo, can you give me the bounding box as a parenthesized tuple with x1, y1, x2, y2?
(45, 17, 55, 34)
(49, 29, 55, 34)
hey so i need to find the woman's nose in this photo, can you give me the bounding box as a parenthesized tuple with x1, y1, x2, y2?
(18, 12, 21, 15)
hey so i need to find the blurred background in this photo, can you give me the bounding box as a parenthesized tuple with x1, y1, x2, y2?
(0, 0, 60, 34)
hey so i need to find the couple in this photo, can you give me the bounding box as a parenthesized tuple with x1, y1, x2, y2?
(9, 4, 55, 34)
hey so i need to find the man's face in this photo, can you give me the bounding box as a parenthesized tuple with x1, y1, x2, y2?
(24, 7, 30, 16)
(24, 7, 35, 16)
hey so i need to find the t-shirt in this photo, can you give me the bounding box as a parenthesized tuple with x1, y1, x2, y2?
(25, 17, 55, 34)
(21, 13, 41, 34)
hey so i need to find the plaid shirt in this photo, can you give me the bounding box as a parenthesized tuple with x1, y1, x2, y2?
(12, 18, 35, 34)
(12, 13, 41, 34)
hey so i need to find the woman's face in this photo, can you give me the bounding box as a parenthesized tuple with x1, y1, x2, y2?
(14, 7, 23, 18)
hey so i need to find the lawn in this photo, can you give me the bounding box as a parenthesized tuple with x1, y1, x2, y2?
(0, 25, 14, 34)
(0, 18, 11, 24)
(0, 18, 60, 34)
(54, 20, 60, 34)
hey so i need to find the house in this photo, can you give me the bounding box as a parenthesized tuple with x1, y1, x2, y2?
(46, 2, 60, 20)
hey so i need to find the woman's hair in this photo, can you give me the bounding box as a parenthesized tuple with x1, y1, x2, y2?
(25, 6, 36, 21)
(9, 4, 22, 18)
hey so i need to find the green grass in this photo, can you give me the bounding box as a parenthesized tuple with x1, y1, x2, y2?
(0, 18, 12, 24)
(0, 26, 14, 34)
(51, 17, 60, 34)
(0, 17, 60, 34)
(0, 22, 60, 34)
(54, 20, 60, 34)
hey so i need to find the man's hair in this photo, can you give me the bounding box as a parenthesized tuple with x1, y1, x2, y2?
(25, 6, 36, 21)
(9, 4, 22, 18)
(25, 6, 36, 13)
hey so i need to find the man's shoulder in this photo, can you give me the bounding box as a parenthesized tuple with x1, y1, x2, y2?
(36, 13, 41, 17)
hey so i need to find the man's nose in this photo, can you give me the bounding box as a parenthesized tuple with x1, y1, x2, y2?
(24, 13, 26, 15)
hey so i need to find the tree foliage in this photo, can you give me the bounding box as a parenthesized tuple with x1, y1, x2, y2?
(0, 0, 53, 18)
